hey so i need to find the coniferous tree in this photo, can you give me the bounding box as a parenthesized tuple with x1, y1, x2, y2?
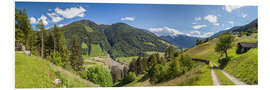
(36, 20, 45, 58)
(15, 8, 33, 50)
(165, 45, 175, 61)
(70, 35, 83, 71)
(52, 24, 70, 66)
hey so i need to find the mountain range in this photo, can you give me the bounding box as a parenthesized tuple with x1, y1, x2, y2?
(60, 20, 170, 58)
(159, 19, 258, 49)
(59, 19, 257, 58)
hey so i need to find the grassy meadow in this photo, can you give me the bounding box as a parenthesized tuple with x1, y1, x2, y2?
(15, 53, 98, 88)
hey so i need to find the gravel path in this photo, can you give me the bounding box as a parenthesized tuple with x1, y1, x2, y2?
(213, 63, 247, 85)
(219, 70, 247, 85)
(211, 64, 220, 85)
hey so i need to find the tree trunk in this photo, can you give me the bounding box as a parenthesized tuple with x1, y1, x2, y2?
(224, 50, 228, 58)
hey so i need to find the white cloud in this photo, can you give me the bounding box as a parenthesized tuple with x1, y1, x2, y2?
(186, 31, 214, 38)
(204, 15, 217, 23)
(148, 27, 214, 38)
(58, 24, 66, 27)
(192, 25, 207, 29)
(242, 14, 247, 18)
(148, 27, 184, 36)
(202, 32, 214, 38)
(47, 13, 64, 23)
(192, 22, 197, 24)
(228, 21, 234, 25)
(54, 6, 86, 19)
(190, 31, 201, 36)
(37, 15, 48, 25)
(214, 23, 220, 26)
(29, 17, 37, 24)
(121, 17, 135, 21)
(194, 17, 201, 21)
(224, 5, 243, 13)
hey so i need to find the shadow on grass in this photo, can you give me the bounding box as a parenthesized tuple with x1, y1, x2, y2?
(218, 57, 231, 69)
(138, 74, 149, 82)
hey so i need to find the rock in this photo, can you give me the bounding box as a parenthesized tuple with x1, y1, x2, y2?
(53, 78, 61, 84)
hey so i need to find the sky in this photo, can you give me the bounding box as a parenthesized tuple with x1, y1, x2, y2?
(15, 2, 258, 38)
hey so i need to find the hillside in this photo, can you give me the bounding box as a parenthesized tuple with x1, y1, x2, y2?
(104, 23, 169, 58)
(61, 20, 170, 59)
(61, 20, 111, 56)
(15, 53, 98, 88)
(184, 32, 258, 84)
(211, 19, 258, 38)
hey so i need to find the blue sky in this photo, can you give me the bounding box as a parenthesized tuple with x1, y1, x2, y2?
(15, 2, 257, 38)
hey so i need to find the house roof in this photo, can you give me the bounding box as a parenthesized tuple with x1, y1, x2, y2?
(238, 42, 257, 48)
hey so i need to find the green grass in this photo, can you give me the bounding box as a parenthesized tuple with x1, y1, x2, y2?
(15, 53, 97, 88)
(84, 26, 94, 32)
(115, 56, 138, 64)
(190, 64, 213, 85)
(144, 42, 155, 46)
(123, 74, 152, 87)
(15, 53, 57, 88)
(224, 48, 258, 85)
(89, 44, 108, 57)
(214, 69, 234, 85)
(144, 51, 165, 56)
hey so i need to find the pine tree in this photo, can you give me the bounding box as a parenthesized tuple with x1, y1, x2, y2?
(36, 20, 45, 58)
(52, 24, 69, 65)
(70, 35, 83, 71)
(15, 8, 33, 50)
(165, 45, 175, 61)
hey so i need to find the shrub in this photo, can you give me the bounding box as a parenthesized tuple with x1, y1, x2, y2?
(47, 51, 63, 66)
(149, 64, 169, 83)
(122, 72, 136, 84)
(87, 66, 113, 87)
(79, 70, 88, 79)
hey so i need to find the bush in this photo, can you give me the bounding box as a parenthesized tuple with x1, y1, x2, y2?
(149, 64, 168, 83)
(79, 70, 88, 79)
(180, 55, 193, 73)
(122, 72, 136, 84)
(47, 51, 63, 66)
(87, 66, 113, 87)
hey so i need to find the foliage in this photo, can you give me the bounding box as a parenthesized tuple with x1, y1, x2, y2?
(79, 70, 88, 79)
(47, 51, 63, 66)
(164, 45, 175, 61)
(215, 33, 235, 58)
(15, 8, 33, 50)
(121, 72, 136, 84)
(126, 46, 194, 84)
(87, 65, 113, 87)
(70, 35, 84, 71)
